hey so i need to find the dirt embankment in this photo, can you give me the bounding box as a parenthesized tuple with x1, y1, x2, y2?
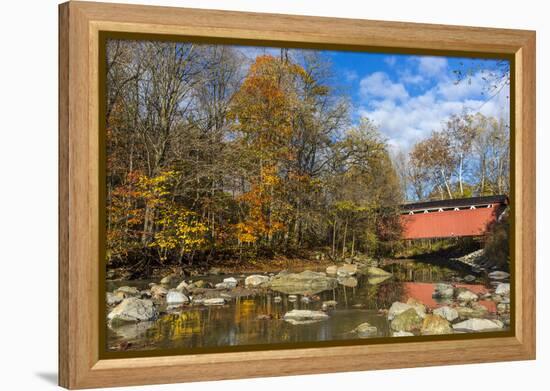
(107, 255, 336, 280)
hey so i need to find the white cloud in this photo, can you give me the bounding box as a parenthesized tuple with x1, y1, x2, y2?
(398, 69, 425, 85)
(417, 56, 448, 76)
(357, 70, 509, 153)
(467, 83, 510, 120)
(343, 69, 358, 82)
(436, 73, 484, 100)
(359, 72, 409, 102)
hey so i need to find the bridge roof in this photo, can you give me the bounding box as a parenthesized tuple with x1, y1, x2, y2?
(401, 195, 508, 212)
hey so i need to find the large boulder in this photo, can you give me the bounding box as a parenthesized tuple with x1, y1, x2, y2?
(464, 275, 476, 283)
(390, 308, 423, 332)
(107, 298, 157, 325)
(388, 300, 425, 320)
(495, 283, 510, 296)
(354, 322, 378, 338)
(433, 283, 454, 299)
(188, 280, 207, 290)
(149, 284, 168, 299)
(283, 310, 329, 325)
(245, 275, 270, 288)
(456, 303, 489, 319)
(433, 306, 459, 322)
(326, 265, 338, 275)
(176, 280, 189, 291)
(106, 292, 123, 306)
(456, 288, 479, 303)
(139, 290, 152, 299)
(406, 298, 427, 318)
(223, 277, 238, 288)
(269, 270, 337, 295)
(114, 286, 140, 298)
(388, 302, 410, 320)
(452, 318, 504, 332)
(488, 271, 510, 280)
(421, 314, 452, 335)
(166, 290, 189, 304)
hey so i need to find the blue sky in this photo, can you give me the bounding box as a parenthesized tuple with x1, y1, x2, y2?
(237, 45, 510, 154)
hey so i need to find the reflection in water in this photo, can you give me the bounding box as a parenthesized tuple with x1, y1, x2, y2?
(107, 259, 504, 351)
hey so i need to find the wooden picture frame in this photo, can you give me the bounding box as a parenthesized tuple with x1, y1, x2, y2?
(59, 1, 536, 388)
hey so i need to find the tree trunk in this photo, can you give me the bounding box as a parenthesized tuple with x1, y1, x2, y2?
(458, 153, 464, 196)
(342, 218, 348, 258)
(141, 203, 153, 245)
(351, 230, 355, 257)
(332, 220, 337, 256)
(441, 169, 453, 199)
(480, 155, 486, 195)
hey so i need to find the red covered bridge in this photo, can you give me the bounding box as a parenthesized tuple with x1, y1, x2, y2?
(399, 195, 508, 240)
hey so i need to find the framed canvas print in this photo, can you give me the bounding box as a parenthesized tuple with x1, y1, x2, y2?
(59, 1, 536, 389)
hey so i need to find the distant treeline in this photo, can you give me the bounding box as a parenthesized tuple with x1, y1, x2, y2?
(394, 112, 510, 201)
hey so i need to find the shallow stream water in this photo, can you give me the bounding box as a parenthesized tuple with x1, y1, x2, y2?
(106, 259, 507, 352)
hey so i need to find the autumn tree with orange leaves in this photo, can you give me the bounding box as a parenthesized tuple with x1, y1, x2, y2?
(229, 55, 307, 250)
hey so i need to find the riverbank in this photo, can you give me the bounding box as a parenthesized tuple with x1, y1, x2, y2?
(107, 240, 495, 281)
(107, 253, 345, 281)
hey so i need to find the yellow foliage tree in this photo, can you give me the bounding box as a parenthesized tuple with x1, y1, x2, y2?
(149, 204, 208, 263)
(107, 170, 209, 264)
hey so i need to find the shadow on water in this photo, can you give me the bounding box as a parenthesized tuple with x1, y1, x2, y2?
(389, 256, 475, 275)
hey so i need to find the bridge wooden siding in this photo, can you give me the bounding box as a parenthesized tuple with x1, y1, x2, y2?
(399, 195, 508, 240)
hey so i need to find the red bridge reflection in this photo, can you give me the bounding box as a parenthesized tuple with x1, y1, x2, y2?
(403, 282, 496, 312)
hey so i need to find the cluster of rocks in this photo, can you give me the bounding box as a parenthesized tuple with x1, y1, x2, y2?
(381, 280, 510, 336)
(107, 263, 400, 332)
(275, 266, 394, 326)
(387, 299, 431, 335)
(451, 249, 511, 278)
(451, 249, 485, 271)
(107, 269, 344, 326)
(106, 273, 252, 325)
